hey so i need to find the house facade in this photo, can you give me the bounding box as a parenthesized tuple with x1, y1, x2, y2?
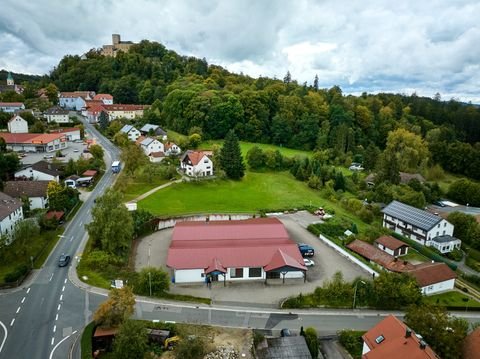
(164, 142, 181, 156)
(382, 200, 459, 253)
(44, 106, 70, 123)
(0, 133, 67, 153)
(3, 181, 50, 210)
(406, 262, 457, 295)
(374, 235, 409, 257)
(59, 91, 94, 111)
(180, 150, 213, 177)
(138, 137, 164, 156)
(0, 102, 25, 113)
(139, 124, 167, 140)
(0, 192, 24, 239)
(15, 161, 62, 182)
(7, 115, 28, 133)
(103, 104, 146, 120)
(93, 94, 113, 105)
(119, 125, 141, 142)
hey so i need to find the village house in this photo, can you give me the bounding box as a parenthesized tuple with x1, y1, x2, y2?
(374, 235, 409, 257)
(7, 114, 28, 133)
(15, 161, 62, 182)
(102, 104, 147, 120)
(136, 136, 164, 156)
(362, 315, 439, 359)
(59, 91, 95, 111)
(49, 127, 81, 141)
(85, 104, 106, 123)
(0, 133, 67, 153)
(164, 141, 181, 156)
(382, 200, 461, 253)
(149, 151, 165, 163)
(119, 125, 141, 142)
(166, 217, 307, 284)
(180, 150, 213, 177)
(3, 181, 50, 210)
(0, 102, 25, 113)
(44, 106, 70, 123)
(93, 93, 113, 105)
(0, 192, 24, 239)
(139, 124, 167, 140)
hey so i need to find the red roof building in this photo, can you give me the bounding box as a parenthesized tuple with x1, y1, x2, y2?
(374, 235, 409, 257)
(167, 218, 307, 283)
(463, 328, 480, 359)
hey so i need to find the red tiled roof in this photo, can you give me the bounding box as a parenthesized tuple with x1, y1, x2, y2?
(167, 218, 305, 270)
(103, 104, 146, 111)
(375, 236, 409, 251)
(150, 151, 165, 158)
(93, 94, 113, 100)
(264, 249, 307, 272)
(405, 262, 457, 287)
(82, 170, 97, 177)
(0, 132, 66, 144)
(49, 127, 80, 134)
(45, 211, 64, 220)
(205, 258, 226, 274)
(60, 91, 92, 99)
(164, 142, 177, 150)
(0, 102, 24, 107)
(463, 328, 480, 359)
(135, 135, 146, 145)
(362, 315, 439, 359)
(183, 150, 210, 166)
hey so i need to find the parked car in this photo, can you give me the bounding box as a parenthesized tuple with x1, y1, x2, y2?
(44, 154, 54, 159)
(349, 163, 364, 171)
(433, 200, 446, 207)
(298, 244, 314, 257)
(303, 258, 315, 267)
(58, 254, 70, 267)
(280, 328, 292, 337)
(73, 149, 79, 152)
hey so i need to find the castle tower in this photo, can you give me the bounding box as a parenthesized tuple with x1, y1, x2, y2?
(6, 72, 14, 86)
(112, 34, 121, 45)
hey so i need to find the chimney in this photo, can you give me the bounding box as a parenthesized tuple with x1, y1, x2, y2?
(394, 257, 398, 262)
(405, 328, 412, 338)
(420, 340, 427, 350)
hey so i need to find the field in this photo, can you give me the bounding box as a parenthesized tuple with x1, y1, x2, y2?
(200, 140, 312, 158)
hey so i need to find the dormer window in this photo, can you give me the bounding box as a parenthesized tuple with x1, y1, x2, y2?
(375, 335, 385, 344)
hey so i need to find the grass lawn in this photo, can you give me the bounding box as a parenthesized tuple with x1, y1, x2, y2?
(200, 140, 313, 158)
(403, 249, 430, 264)
(423, 291, 480, 308)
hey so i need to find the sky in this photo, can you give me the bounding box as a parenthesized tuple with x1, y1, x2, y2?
(1, 0, 479, 102)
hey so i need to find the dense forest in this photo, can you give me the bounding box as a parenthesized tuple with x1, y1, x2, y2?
(11, 40, 480, 180)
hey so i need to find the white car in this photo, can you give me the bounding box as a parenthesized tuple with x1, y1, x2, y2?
(73, 149, 79, 152)
(303, 258, 315, 267)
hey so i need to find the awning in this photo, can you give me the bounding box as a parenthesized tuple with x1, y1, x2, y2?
(264, 249, 307, 272)
(205, 257, 226, 274)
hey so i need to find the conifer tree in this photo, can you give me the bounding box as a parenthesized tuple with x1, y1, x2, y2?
(220, 130, 245, 180)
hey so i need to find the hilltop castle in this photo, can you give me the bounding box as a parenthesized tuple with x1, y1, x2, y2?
(101, 34, 135, 57)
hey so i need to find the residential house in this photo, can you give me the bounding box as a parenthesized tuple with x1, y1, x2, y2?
(164, 141, 181, 156)
(0, 133, 67, 153)
(180, 150, 213, 177)
(0, 102, 25, 113)
(365, 172, 426, 186)
(362, 315, 439, 359)
(374, 235, 409, 257)
(59, 91, 95, 111)
(3, 181, 50, 210)
(167, 218, 307, 283)
(137, 137, 164, 156)
(49, 127, 81, 141)
(139, 124, 167, 140)
(103, 104, 147, 120)
(256, 336, 313, 359)
(86, 104, 106, 123)
(119, 125, 141, 142)
(0, 192, 24, 239)
(15, 161, 62, 182)
(382, 200, 461, 253)
(101, 34, 135, 57)
(44, 106, 70, 123)
(149, 151, 165, 163)
(7, 115, 28, 133)
(405, 262, 457, 295)
(93, 93, 113, 105)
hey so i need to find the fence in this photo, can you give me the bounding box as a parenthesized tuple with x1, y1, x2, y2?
(156, 214, 254, 230)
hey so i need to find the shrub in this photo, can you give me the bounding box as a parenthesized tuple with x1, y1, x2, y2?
(4, 264, 29, 283)
(446, 248, 463, 261)
(338, 330, 364, 359)
(304, 327, 319, 359)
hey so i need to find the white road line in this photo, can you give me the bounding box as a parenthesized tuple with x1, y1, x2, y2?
(49, 330, 77, 359)
(60, 294, 63, 301)
(64, 278, 67, 284)
(49, 273, 54, 282)
(69, 236, 73, 242)
(53, 325, 56, 333)
(51, 337, 54, 346)
(0, 321, 7, 353)
(57, 304, 61, 311)
(21, 297, 25, 304)
(16, 307, 20, 314)
(62, 286, 65, 292)
(79, 221, 83, 227)
(55, 314, 58, 321)
(26, 288, 31, 294)
(9, 319, 14, 327)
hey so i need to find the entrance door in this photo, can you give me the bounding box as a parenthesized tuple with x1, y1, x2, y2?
(266, 272, 280, 279)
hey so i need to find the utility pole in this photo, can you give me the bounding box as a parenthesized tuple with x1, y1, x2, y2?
(353, 280, 366, 309)
(148, 271, 152, 296)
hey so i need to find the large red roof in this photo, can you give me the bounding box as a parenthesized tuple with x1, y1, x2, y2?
(167, 218, 306, 270)
(0, 132, 65, 144)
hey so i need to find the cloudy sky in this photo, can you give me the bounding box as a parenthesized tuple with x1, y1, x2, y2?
(1, 0, 479, 102)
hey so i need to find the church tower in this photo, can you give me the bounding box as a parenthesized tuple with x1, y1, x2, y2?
(6, 72, 14, 86)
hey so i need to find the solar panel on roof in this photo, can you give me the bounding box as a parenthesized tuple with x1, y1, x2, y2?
(382, 201, 442, 231)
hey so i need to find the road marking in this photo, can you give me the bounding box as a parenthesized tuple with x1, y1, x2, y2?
(21, 297, 25, 304)
(51, 337, 54, 346)
(57, 304, 61, 311)
(0, 321, 7, 353)
(62, 286, 65, 292)
(79, 221, 83, 227)
(69, 236, 73, 242)
(53, 325, 56, 333)
(16, 307, 20, 314)
(60, 294, 63, 301)
(55, 314, 58, 321)
(9, 319, 14, 327)
(26, 288, 31, 294)
(64, 278, 67, 284)
(49, 273, 54, 282)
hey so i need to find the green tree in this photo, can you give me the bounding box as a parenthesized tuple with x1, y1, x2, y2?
(246, 146, 265, 170)
(375, 150, 401, 185)
(405, 304, 468, 359)
(93, 286, 136, 328)
(12, 219, 40, 254)
(447, 212, 480, 248)
(98, 111, 109, 131)
(219, 130, 245, 180)
(45, 83, 59, 104)
(303, 327, 319, 358)
(112, 320, 148, 359)
(89, 144, 104, 160)
(383, 128, 430, 172)
(372, 272, 422, 309)
(86, 189, 134, 256)
(188, 133, 202, 149)
(136, 267, 170, 296)
(121, 143, 148, 176)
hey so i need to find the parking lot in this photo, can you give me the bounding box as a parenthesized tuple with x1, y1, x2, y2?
(134, 212, 370, 306)
(20, 140, 86, 165)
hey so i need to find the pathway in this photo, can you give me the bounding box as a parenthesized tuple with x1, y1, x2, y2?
(129, 178, 182, 202)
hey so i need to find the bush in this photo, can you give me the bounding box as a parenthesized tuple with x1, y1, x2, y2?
(4, 264, 29, 283)
(338, 330, 365, 359)
(304, 327, 319, 359)
(446, 248, 463, 261)
(174, 336, 208, 359)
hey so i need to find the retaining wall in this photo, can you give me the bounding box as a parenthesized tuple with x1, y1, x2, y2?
(157, 214, 254, 230)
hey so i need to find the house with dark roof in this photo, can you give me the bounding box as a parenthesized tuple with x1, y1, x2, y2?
(374, 235, 409, 257)
(119, 124, 141, 142)
(15, 161, 62, 182)
(139, 124, 167, 139)
(3, 181, 50, 210)
(362, 315, 439, 359)
(382, 201, 461, 253)
(44, 106, 70, 123)
(137, 136, 164, 156)
(0, 192, 24, 239)
(256, 336, 312, 359)
(180, 150, 213, 177)
(166, 218, 307, 284)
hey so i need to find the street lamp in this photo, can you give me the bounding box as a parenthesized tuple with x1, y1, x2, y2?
(353, 280, 366, 309)
(148, 271, 152, 296)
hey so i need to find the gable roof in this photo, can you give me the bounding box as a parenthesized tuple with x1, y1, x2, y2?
(362, 315, 438, 359)
(264, 249, 307, 272)
(0, 192, 22, 221)
(0, 132, 66, 145)
(3, 181, 50, 198)
(140, 137, 156, 146)
(0, 102, 24, 107)
(164, 141, 178, 150)
(45, 106, 69, 115)
(8, 114, 26, 123)
(29, 160, 62, 177)
(405, 262, 457, 287)
(181, 150, 210, 166)
(257, 336, 312, 359)
(382, 201, 444, 232)
(375, 236, 409, 250)
(93, 94, 113, 100)
(430, 235, 461, 244)
(140, 124, 158, 132)
(120, 124, 135, 133)
(463, 328, 480, 359)
(205, 257, 226, 274)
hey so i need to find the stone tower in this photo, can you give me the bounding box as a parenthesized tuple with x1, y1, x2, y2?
(112, 34, 121, 45)
(6, 72, 14, 86)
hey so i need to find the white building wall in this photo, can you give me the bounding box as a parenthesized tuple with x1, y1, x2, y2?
(182, 156, 213, 177)
(63, 130, 81, 141)
(421, 278, 455, 295)
(59, 97, 77, 110)
(8, 116, 28, 133)
(427, 219, 454, 240)
(0, 207, 24, 238)
(362, 342, 371, 355)
(46, 114, 70, 123)
(29, 197, 48, 210)
(174, 269, 205, 283)
(15, 168, 58, 182)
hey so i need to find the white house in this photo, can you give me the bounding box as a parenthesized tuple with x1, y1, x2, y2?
(149, 152, 165, 163)
(406, 262, 457, 295)
(164, 142, 181, 156)
(3, 181, 50, 210)
(374, 235, 409, 257)
(119, 125, 141, 142)
(59, 91, 94, 111)
(7, 115, 28, 133)
(0, 102, 25, 113)
(0, 192, 24, 239)
(139, 124, 167, 140)
(382, 200, 460, 253)
(180, 150, 213, 177)
(44, 106, 70, 123)
(15, 161, 62, 182)
(138, 137, 164, 156)
(93, 94, 113, 105)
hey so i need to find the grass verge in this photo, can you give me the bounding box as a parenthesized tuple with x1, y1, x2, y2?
(423, 291, 480, 309)
(81, 321, 95, 359)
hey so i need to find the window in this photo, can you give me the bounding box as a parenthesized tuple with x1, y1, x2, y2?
(204, 159, 209, 163)
(444, 222, 447, 227)
(249, 268, 262, 278)
(375, 335, 385, 344)
(428, 285, 434, 290)
(230, 268, 243, 278)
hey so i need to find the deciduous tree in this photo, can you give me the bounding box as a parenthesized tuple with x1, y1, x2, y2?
(93, 286, 136, 328)
(112, 320, 148, 359)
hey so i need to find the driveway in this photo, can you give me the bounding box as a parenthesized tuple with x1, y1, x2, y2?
(20, 140, 86, 165)
(134, 212, 370, 306)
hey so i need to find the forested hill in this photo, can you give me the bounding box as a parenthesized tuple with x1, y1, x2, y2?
(0, 69, 45, 83)
(49, 40, 480, 179)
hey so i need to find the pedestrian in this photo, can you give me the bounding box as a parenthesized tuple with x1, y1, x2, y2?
(207, 276, 212, 289)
